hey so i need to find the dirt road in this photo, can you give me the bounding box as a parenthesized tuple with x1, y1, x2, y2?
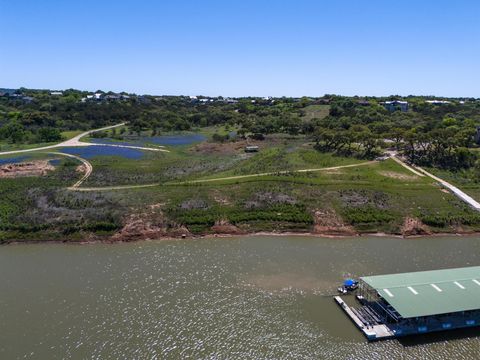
(68, 161, 376, 192)
(392, 155, 480, 211)
(0, 123, 169, 156)
(172, 161, 376, 184)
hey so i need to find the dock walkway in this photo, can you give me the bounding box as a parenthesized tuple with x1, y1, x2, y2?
(334, 296, 395, 341)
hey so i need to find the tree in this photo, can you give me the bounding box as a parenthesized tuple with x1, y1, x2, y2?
(37, 127, 63, 142)
(0, 122, 26, 143)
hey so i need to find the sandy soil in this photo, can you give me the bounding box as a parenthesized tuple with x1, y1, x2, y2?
(378, 170, 419, 181)
(0, 160, 55, 178)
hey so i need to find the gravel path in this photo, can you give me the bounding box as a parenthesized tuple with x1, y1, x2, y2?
(0, 123, 169, 156)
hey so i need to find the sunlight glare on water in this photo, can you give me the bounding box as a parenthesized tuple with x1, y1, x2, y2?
(0, 236, 479, 359)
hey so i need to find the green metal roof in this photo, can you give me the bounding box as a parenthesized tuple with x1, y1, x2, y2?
(360, 266, 480, 318)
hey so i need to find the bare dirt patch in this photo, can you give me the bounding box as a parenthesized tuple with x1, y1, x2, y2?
(0, 160, 54, 178)
(313, 209, 357, 236)
(211, 219, 244, 234)
(379, 171, 419, 181)
(191, 140, 255, 155)
(339, 189, 389, 209)
(76, 164, 87, 174)
(401, 217, 431, 236)
(211, 189, 231, 205)
(244, 191, 296, 209)
(111, 208, 190, 241)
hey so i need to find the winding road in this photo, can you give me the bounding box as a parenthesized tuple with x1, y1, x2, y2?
(0, 123, 169, 190)
(2, 126, 480, 213)
(0, 123, 169, 156)
(45, 152, 93, 189)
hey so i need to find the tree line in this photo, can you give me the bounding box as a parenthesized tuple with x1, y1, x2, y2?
(2, 89, 480, 171)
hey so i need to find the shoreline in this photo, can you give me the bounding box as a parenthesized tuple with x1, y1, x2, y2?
(2, 230, 479, 246)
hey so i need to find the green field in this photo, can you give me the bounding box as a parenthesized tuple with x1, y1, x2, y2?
(1, 132, 480, 242)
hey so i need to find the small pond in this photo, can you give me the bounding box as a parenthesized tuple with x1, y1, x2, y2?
(0, 155, 30, 165)
(59, 146, 145, 159)
(91, 133, 207, 147)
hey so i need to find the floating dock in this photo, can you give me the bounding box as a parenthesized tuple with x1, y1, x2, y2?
(335, 266, 480, 341)
(334, 296, 394, 340)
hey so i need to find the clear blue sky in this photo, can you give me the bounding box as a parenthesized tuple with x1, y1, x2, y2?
(2, 0, 479, 97)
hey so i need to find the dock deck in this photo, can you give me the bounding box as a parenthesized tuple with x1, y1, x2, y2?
(334, 296, 395, 341)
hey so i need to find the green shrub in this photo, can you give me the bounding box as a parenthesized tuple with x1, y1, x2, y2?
(342, 206, 395, 225)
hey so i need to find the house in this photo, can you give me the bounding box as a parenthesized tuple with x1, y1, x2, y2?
(104, 94, 122, 101)
(8, 93, 34, 103)
(382, 100, 408, 112)
(426, 100, 450, 105)
(21, 96, 34, 103)
(50, 91, 63, 96)
(137, 95, 151, 104)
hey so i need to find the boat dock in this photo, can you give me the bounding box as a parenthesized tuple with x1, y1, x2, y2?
(334, 296, 395, 341)
(335, 266, 480, 341)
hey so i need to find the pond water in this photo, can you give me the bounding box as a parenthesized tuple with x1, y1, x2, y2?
(59, 146, 145, 159)
(48, 158, 62, 166)
(1, 235, 479, 359)
(92, 133, 207, 147)
(0, 155, 29, 165)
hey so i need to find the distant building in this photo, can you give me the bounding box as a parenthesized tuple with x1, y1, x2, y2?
(81, 92, 129, 103)
(106, 94, 130, 101)
(382, 100, 408, 112)
(8, 94, 34, 103)
(50, 91, 63, 96)
(104, 94, 122, 101)
(426, 100, 450, 105)
(22, 96, 34, 103)
(137, 95, 151, 104)
(199, 98, 213, 103)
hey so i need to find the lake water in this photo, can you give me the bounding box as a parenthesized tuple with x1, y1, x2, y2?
(1, 235, 479, 359)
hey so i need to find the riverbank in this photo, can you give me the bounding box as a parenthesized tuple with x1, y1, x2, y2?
(2, 228, 478, 246)
(4, 130, 480, 246)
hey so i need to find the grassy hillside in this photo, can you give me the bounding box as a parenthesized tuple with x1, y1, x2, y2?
(1, 131, 479, 242)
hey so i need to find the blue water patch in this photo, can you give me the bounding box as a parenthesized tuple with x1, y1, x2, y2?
(147, 134, 206, 146)
(0, 155, 29, 165)
(59, 146, 144, 159)
(90, 139, 141, 147)
(91, 134, 207, 147)
(48, 159, 62, 166)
